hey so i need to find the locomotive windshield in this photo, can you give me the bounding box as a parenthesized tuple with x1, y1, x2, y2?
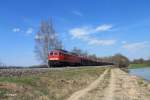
(50, 52, 53, 55)
(54, 52, 58, 55)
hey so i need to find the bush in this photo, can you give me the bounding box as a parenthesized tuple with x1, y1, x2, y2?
(112, 54, 130, 68)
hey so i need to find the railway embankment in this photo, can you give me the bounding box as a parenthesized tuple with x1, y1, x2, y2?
(0, 68, 50, 77)
(0, 66, 106, 77)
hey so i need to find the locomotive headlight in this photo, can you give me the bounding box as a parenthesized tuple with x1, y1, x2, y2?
(49, 58, 59, 60)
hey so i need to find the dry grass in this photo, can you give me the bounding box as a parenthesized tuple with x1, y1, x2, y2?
(0, 67, 106, 100)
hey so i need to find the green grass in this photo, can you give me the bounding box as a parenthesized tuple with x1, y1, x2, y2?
(128, 63, 150, 69)
(0, 89, 10, 98)
(0, 77, 39, 86)
(0, 67, 106, 100)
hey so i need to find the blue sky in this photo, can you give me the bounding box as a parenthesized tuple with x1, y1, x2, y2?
(0, 0, 150, 66)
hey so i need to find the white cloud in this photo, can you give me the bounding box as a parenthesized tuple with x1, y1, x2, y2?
(95, 24, 112, 32)
(70, 24, 113, 38)
(69, 27, 92, 38)
(88, 38, 116, 46)
(12, 28, 20, 32)
(69, 25, 116, 46)
(12, 27, 34, 35)
(122, 41, 150, 51)
(72, 10, 83, 16)
(26, 28, 33, 34)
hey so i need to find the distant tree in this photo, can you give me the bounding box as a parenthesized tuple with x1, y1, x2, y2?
(112, 54, 130, 68)
(97, 57, 103, 62)
(132, 58, 145, 64)
(82, 50, 89, 57)
(0, 61, 2, 67)
(147, 58, 150, 64)
(88, 54, 97, 61)
(71, 47, 88, 57)
(34, 19, 63, 65)
(139, 58, 144, 63)
(0, 60, 5, 68)
(132, 58, 150, 65)
(71, 47, 82, 55)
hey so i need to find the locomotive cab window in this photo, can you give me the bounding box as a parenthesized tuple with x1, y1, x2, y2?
(59, 52, 61, 55)
(54, 52, 58, 55)
(59, 52, 63, 55)
(50, 52, 53, 55)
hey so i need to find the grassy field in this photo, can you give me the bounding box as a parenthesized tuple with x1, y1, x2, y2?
(128, 63, 150, 69)
(0, 67, 106, 100)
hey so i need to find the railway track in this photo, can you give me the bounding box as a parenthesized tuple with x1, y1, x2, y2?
(0, 66, 111, 77)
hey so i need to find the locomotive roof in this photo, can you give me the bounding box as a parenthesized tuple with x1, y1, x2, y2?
(50, 49, 68, 53)
(50, 49, 79, 56)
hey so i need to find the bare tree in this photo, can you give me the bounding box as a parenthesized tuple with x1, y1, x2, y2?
(88, 54, 97, 61)
(71, 47, 83, 55)
(34, 19, 63, 65)
(71, 47, 89, 57)
(0, 60, 5, 68)
(0, 61, 2, 67)
(112, 54, 130, 68)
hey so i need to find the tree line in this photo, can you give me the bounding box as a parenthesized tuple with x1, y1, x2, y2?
(131, 58, 150, 64)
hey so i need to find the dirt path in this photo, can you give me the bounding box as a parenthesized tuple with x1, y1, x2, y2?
(67, 69, 110, 100)
(67, 68, 150, 100)
(113, 68, 150, 100)
(102, 68, 115, 100)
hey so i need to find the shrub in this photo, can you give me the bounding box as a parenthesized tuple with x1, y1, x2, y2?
(112, 54, 130, 68)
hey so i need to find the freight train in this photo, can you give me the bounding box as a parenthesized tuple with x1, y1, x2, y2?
(48, 49, 113, 67)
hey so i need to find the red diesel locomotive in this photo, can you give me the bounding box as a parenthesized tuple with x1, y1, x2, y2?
(48, 49, 113, 67)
